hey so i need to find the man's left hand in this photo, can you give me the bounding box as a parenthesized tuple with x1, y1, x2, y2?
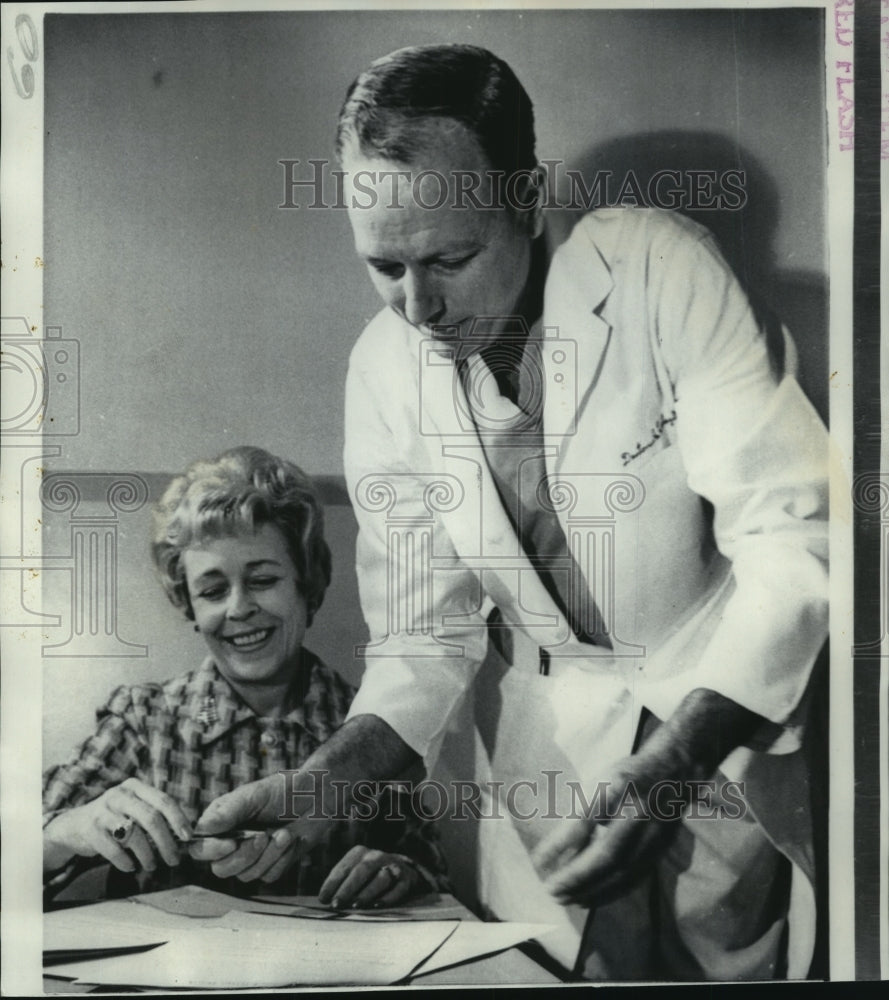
(531, 754, 683, 906)
(532, 688, 764, 906)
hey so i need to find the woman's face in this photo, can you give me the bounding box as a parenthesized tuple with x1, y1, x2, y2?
(182, 523, 307, 695)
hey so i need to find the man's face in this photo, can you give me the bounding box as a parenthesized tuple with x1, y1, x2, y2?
(342, 118, 543, 356)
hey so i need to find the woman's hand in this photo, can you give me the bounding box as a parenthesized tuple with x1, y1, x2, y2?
(43, 777, 193, 875)
(318, 846, 424, 909)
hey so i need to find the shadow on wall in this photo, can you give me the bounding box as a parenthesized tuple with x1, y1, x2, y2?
(544, 131, 828, 424)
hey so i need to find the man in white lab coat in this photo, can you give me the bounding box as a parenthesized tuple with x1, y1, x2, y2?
(195, 44, 828, 981)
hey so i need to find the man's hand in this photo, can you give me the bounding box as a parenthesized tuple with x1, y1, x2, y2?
(532, 688, 764, 906)
(189, 714, 418, 884)
(189, 772, 303, 883)
(532, 756, 680, 906)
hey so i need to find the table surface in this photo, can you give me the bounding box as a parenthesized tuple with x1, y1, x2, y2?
(43, 889, 563, 990)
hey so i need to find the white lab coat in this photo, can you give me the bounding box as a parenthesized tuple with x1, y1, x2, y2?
(343, 208, 829, 974)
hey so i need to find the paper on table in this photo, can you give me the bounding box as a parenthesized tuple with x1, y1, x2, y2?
(411, 922, 559, 977)
(131, 884, 253, 918)
(134, 885, 467, 922)
(46, 912, 459, 988)
(45, 888, 556, 987)
(247, 891, 469, 922)
(45, 898, 222, 952)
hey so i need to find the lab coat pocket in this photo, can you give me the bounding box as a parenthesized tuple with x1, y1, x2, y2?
(473, 648, 639, 838)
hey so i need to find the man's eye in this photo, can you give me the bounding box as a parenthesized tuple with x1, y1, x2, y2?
(435, 255, 474, 272)
(370, 261, 403, 279)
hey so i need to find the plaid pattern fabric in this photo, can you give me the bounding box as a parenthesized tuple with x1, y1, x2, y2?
(43, 649, 447, 897)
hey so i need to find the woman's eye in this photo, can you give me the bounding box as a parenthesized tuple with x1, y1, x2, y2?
(197, 586, 226, 601)
(249, 576, 280, 589)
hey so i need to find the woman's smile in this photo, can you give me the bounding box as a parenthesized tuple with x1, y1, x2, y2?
(182, 524, 309, 710)
(224, 626, 275, 651)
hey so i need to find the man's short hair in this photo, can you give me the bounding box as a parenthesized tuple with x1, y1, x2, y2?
(336, 43, 536, 176)
(151, 446, 332, 626)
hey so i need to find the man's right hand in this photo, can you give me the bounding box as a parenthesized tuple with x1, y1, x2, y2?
(189, 771, 328, 883)
(189, 714, 419, 884)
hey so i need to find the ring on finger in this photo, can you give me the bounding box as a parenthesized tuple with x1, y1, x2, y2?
(112, 817, 135, 847)
(383, 862, 401, 882)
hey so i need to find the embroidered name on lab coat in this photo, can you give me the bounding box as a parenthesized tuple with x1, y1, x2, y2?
(621, 409, 677, 466)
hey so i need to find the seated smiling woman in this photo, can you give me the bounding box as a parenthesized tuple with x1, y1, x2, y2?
(43, 446, 445, 907)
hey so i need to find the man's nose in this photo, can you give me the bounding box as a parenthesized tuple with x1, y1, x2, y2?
(401, 270, 443, 327)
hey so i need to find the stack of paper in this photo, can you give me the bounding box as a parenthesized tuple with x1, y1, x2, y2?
(44, 887, 556, 988)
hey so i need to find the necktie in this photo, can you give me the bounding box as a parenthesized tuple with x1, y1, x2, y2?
(459, 336, 611, 649)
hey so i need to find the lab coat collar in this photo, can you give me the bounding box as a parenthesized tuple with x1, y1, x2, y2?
(541, 228, 615, 453)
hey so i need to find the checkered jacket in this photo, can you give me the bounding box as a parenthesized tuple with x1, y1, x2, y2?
(43, 649, 447, 897)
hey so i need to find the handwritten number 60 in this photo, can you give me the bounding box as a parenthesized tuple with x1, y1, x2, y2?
(7, 14, 38, 100)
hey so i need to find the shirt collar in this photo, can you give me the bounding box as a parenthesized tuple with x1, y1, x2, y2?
(189, 650, 330, 746)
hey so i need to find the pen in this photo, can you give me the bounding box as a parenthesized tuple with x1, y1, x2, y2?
(182, 829, 275, 842)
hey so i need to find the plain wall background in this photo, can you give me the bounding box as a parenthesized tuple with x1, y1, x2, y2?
(42, 8, 827, 775)
(44, 7, 826, 476)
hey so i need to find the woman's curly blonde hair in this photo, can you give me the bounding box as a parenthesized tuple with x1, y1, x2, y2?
(151, 446, 331, 625)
